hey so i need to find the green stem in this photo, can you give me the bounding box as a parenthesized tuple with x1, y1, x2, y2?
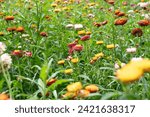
(1, 63, 13, 99)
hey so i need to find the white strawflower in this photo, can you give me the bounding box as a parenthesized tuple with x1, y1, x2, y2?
(114, 63, 120, 69)
(87, 14, 95, 18)
(0, 53, 12, 72)
(0, 42, 6, 54)
(66, 24, 74, 28)
(74, 24, 83, 30)
(128, 10, 134, 13)
(142, 14, 150, 21)
(21, 34, 30, 38)
(131, 57, 143, 62)
(126, 47, 137, 53)
(137, 2, 150, 8)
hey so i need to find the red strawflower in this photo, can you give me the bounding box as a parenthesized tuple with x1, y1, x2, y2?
(80, 35, 90, 41)
(11, 50, 23, 57)
(40, 32, 48, 37)
(24, 51, 32, 57)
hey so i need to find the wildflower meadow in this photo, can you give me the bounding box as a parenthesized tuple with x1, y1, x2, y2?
(0, 0, 150, 100)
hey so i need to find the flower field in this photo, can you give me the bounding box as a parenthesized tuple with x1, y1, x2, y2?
(0, 0, 150, 100)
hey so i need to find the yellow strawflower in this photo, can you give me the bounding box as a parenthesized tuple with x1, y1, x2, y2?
(95, 52, 104, 58)
(67, 82, 82, 92)
(71, 58, 79, 64)
(96, 41, 104, 45)
(78, 30, 86, 35)
(54, 8, 61, 13)
(85, 84, 99, 93)
(116, 59, 150, 83)
(64, 69, 73, 74)
(51, 3, 57, 7)
(57, 60, 65, 65)
(130, 59, 150, 72)
(106, 44, 115, 49)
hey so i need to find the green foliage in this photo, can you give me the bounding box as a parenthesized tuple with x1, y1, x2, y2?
(0, 0, 150, 100)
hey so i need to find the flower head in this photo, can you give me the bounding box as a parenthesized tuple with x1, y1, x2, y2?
(73, 44, 83, 51)
(57, 60, 65, 65)
(46, 78, 57, 86)
(96, 41, 104, 45)
(16, 26, 24, 32)
(64, 69, 73, 74)
(0, 42, 6, 54)
(40, 32, 48, 37)
(116, 58, 150, 83)
(11, 50, 23, 57)
(0, 93, 9, 100)
(78, 30, 86, 35)
(67, 82, 82, 92)
(138, 19, 149, 26)
(116, 65, 144, 83)
(78, 90, 90, 98)
(4, 16, 14, 21)
(114, 18, 128, 25)
(85, 84, 99, 93)
(74, 24, 83, 30)
(0, 53, 12, 72)
(131, 28, 143, 37)
(0, 32, 4, 36)
(126, 47, 137, 53)
(71, 58, 79, 64)
(24, 51, 32, 57)
(106, 44, 115, 49)
(80, 35, 90, 41)
(7, 26, 16, 32)
(66, 24, 74, 28)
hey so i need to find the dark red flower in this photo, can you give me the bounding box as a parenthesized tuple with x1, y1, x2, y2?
(16, 26, 24, 32)
(68, 42, 77, 48)
(68, 44, 83, 55)
(40, 32, 48, 37)
(131, 28, 143, 37)
(46, 79, 57, 86)
(138, 20, 149, 26)
(116, 12, 125, 17)
(114, 18, 128, 25)
(94, 20, 108, 27)
(73, 45, 83, 51)
(93, 22, 102, 27)
(7, 27, 16, 32)
(80, 35, 90, 41)
(5, 16, 14, 21)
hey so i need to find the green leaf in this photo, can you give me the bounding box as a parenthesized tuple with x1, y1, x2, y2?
(47, 79, 73, 91)
(40, 58, 53, 82)
(40, 64, 48, 82)
(37, 79, 45, 96)
(88, 93, 101, 97)
(53, 90, 58, 99)
(101, 92, 122, 100)
(48, 71, 61, 80)
(78, 75, 91, 82)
